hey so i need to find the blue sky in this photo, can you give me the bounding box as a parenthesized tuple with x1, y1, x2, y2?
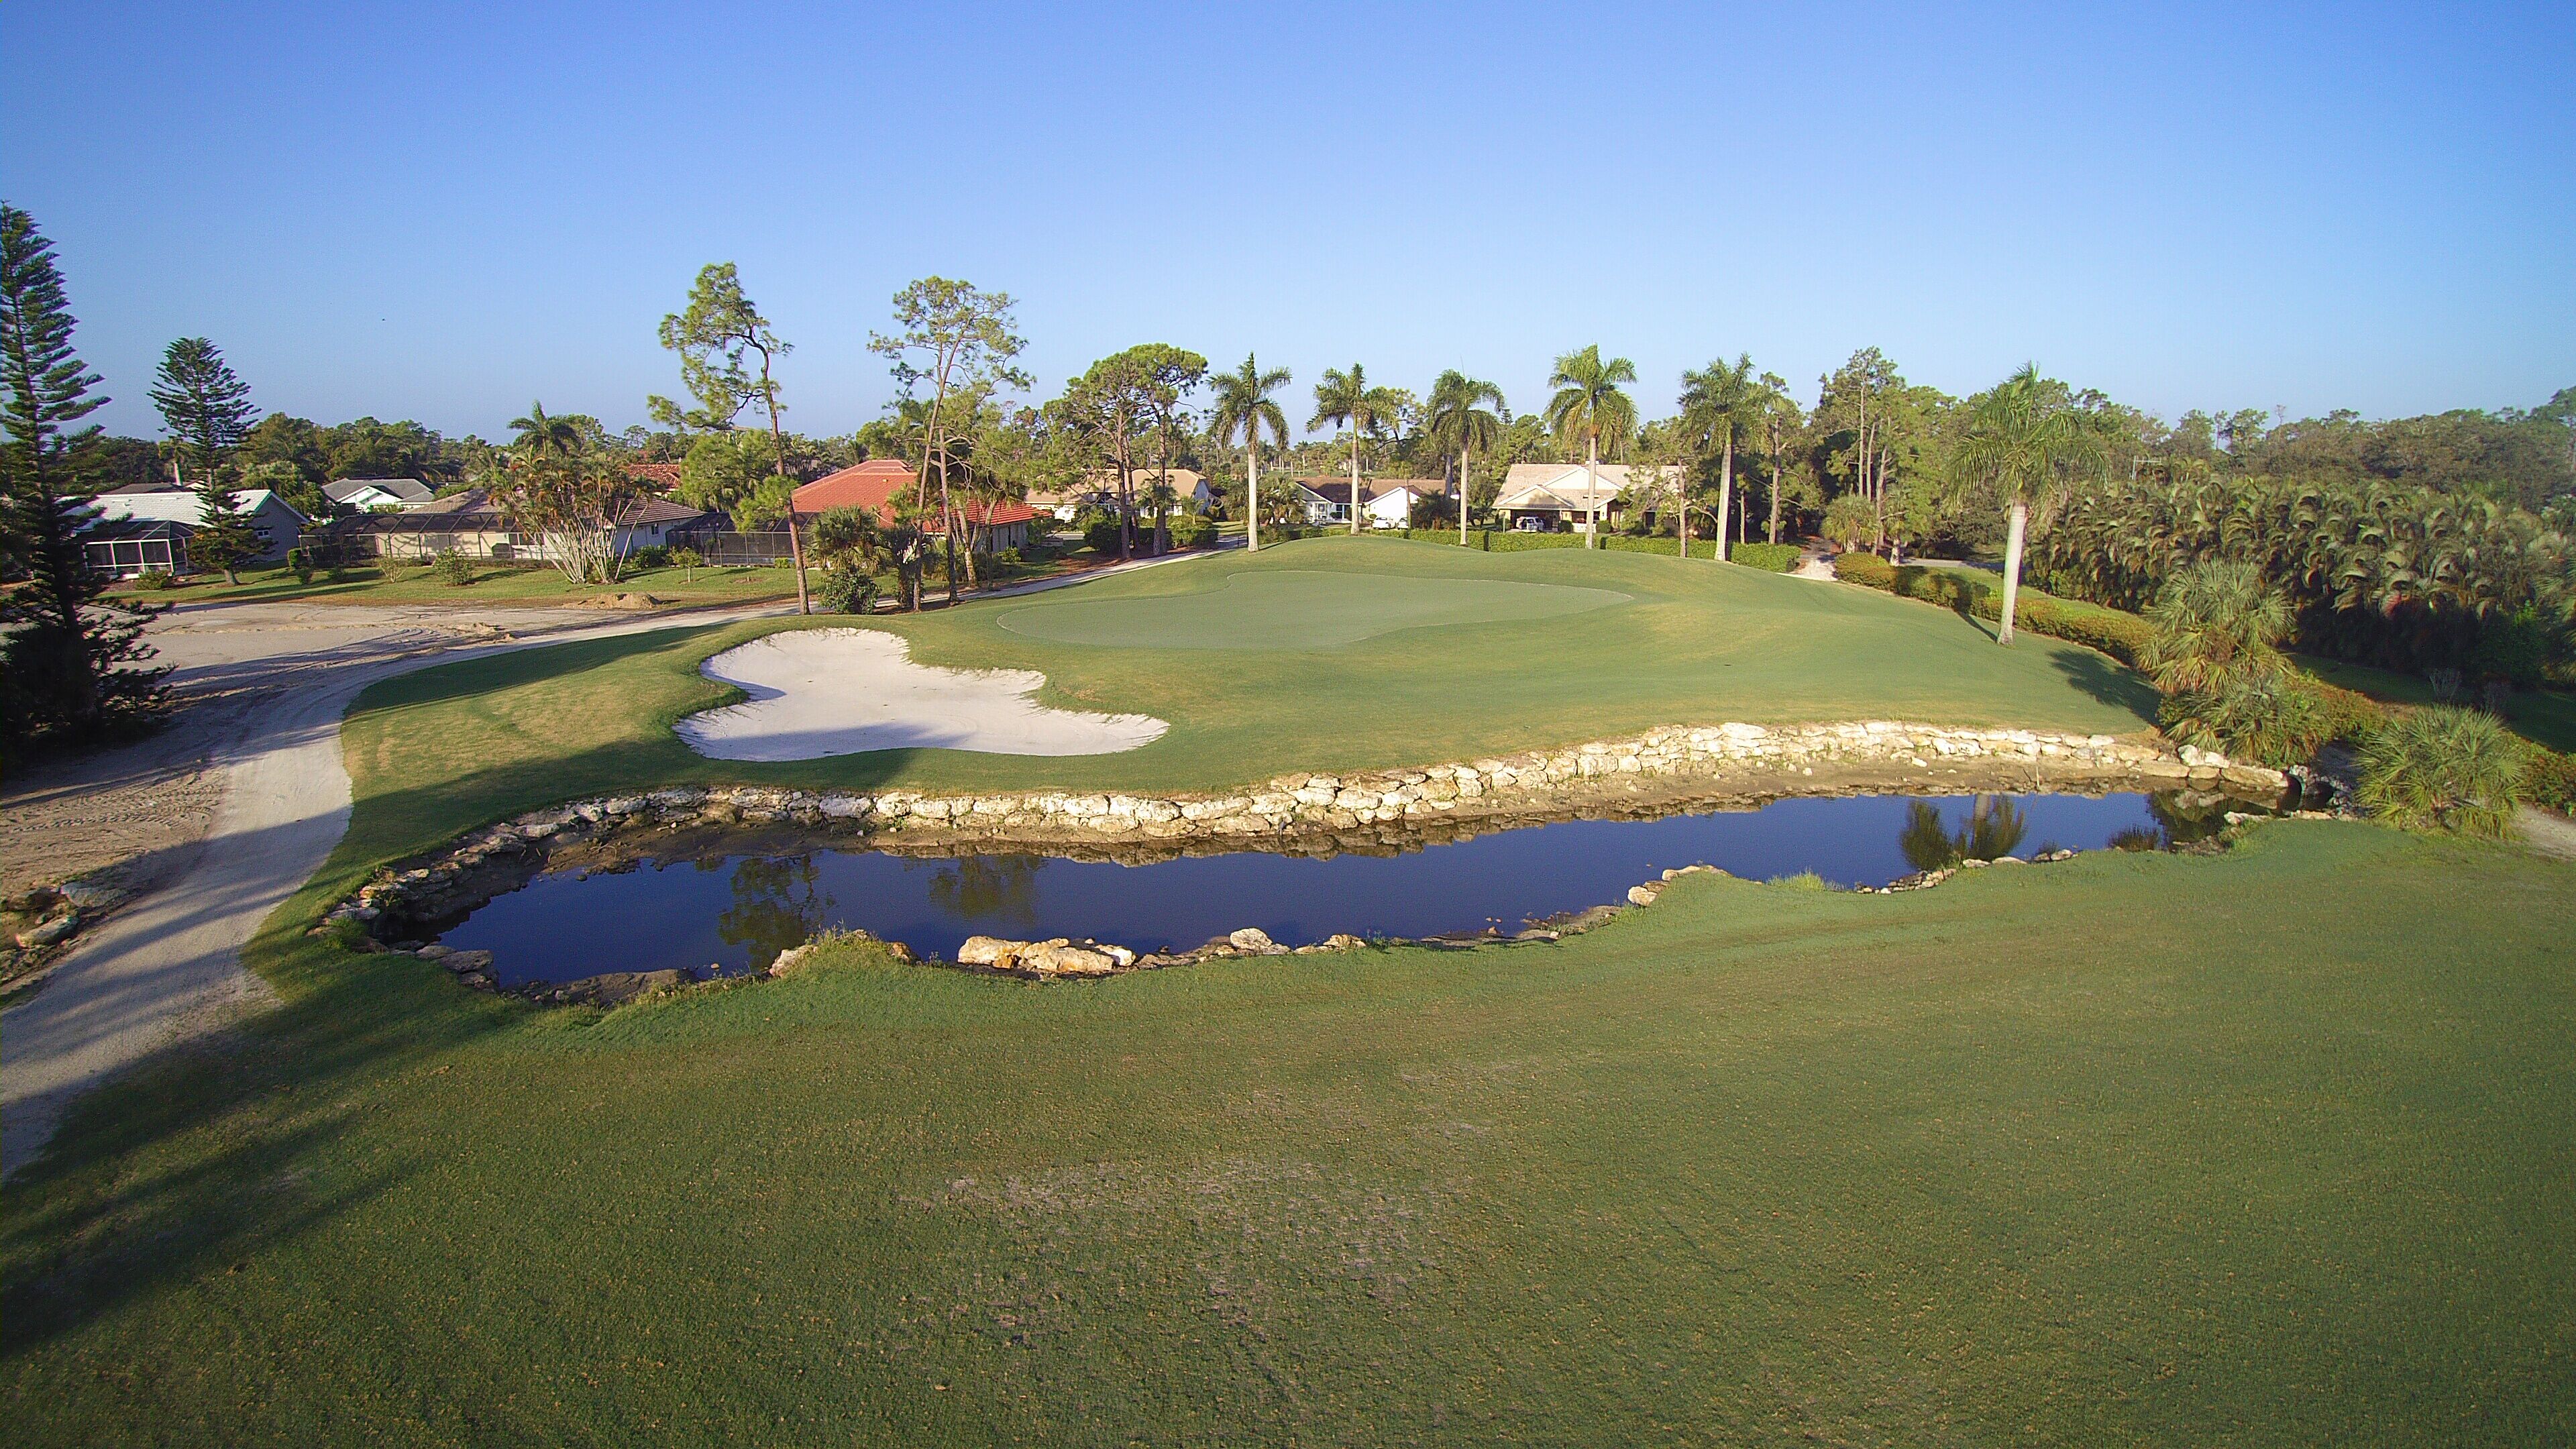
(5, 1, 2570, 443)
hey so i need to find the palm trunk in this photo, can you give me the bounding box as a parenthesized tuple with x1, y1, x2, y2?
(1347, 431, 1362, 535)
(1246, 437, 1261, 553)
(1584, 435, 1600, 547)
(1677, 467, 1690, 557)
(1459, 446, 1473, 546)
(1717, 435, 1734, 563)
(1999, 497, 2027, 645)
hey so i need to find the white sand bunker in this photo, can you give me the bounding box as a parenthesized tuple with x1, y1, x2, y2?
(676, 629, 1167, 761)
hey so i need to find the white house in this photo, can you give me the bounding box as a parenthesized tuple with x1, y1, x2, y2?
(325, 477, 437, 511)
(347, 489, 713, 562)
(93, 483, 308, 564)
(1362, 480, 1444, 529)
(1492, 462, 1678, 533)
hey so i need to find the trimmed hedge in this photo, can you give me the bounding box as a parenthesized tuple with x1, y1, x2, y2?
(1833, 552, 2155, 666)
(1731, 542, 1801, 574)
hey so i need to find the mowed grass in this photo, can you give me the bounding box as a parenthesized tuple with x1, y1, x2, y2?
(4, 823, 2572, 1443)
(117, 559, 802, 608)
(334, 535, 2160, 867)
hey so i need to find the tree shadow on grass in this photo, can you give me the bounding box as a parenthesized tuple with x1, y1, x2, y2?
(2051, 649, 2161, 721)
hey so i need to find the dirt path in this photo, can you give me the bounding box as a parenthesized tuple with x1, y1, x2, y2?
(2516, 805, 2576, 862)
(1, 600, 792, 1176)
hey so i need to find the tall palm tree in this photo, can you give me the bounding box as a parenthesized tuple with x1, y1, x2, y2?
(1424, 370, 1507, 546)
(1310, 363, 1399, 535)
(1209, 354, 1291, 553)
(1756, 373, 1801, 545)
(1955, 364, 2101, 644)
(1678, 354, 1762, 561)
(1544, 345, 1638, 547)
(508, 400, 583, 459)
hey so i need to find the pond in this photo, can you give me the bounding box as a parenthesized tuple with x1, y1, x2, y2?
(437, 790, 2255, 987)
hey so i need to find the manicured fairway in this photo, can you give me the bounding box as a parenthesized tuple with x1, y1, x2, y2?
(996, 568, 1632, 649)
(3, 824, 2571, 1444)
(9, 537, 2568, 1445)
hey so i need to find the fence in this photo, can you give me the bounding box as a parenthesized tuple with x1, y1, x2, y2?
(671, 529, 798, 567)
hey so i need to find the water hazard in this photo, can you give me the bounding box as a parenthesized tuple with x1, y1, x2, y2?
(439, 791, 2250, 986)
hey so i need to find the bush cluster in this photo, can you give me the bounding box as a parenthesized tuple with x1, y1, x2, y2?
(814, 566, 879, 615)
(629, 545, 671, 569)
(433, 553, 476, 587)
(1166, 513, 1215, 549)
(2356, 704, 2527, 837)
(1730, 542, 1801, 574)
(2525, 747, 2576, 814)
(131, 568, 176, 591)
(1832, 553, 2155, 667)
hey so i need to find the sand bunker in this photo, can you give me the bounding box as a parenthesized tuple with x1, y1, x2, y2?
(676, 629, 1167, 761)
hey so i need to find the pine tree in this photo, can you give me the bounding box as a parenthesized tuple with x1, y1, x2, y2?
(0, 203, 165, 751)
(151, 336, 264, 582)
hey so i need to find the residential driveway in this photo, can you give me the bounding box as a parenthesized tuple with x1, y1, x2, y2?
(1, 599, 790, 1177)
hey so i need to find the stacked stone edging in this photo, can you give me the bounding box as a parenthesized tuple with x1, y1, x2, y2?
(322, 720, 2291, 995)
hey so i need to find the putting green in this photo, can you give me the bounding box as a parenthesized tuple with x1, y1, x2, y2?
(994, 568, 1631, 649)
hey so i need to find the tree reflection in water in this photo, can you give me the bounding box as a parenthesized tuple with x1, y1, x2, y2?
(716, 855, 835, 971)
(1898, 796, 2031, 871)
(920, 854, 1044, 929)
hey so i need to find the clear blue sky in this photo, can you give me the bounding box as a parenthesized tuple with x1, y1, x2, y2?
(6, 1, 2570, 443)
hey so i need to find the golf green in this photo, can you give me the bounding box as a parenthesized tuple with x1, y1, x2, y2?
(994, 568, 1632, 649)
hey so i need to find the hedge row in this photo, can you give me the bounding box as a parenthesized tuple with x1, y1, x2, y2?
(1376, 528, 1801, 570)
(1831, 552, 2155, 666)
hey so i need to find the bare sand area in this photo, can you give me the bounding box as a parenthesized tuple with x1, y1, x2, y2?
(676, 628, 1168, 762)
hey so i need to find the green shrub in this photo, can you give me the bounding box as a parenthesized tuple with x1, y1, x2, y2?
(2355, 704, 2527, 836)
(1833, 551, 1894, 587)
(629, 544, 672, 569)
(2473, 605, 2553, 689)
(814, 566, 879, 615)
(433, 553, 476, 587)
(1083, 517, 1128, 555)
(284, 547, 315, 584)
(131, 568, 176, 591)
(1731, 542, 1801, 573)
(1167, 513, 1215, 549)
(2524, 747, 2576, 814)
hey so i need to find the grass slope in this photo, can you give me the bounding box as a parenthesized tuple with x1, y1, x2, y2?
(336, 535, 2159, 867)
(4, 824, 2571, 1444)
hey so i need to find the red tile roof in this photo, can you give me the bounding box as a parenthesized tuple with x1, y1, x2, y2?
(792, 460, 1038, 533)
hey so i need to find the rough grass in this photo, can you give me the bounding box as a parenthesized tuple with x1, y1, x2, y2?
(3, 824, 2572, 1444)
(2294, 654, 2576, 754)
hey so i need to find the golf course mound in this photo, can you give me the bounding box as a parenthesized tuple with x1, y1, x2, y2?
(675, 628, 1167, 761)
(995, 567, 1631, 649)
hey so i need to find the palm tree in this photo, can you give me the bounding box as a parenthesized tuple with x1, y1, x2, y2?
(1955, 364, 2101, 643)
(1424, 370, 1507, 546)
(1209, 354, 1291, 553)
(1544, 345, 1638, 547)
(508, 401, 583, 459)
(1678, 354, 1763, 561)
(1757, 373, 1801, 545)
(1310, 363, 1399, 535)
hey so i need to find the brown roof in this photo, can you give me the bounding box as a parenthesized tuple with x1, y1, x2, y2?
(347, 488, 708, 531)
(793, 461, 1036, 533)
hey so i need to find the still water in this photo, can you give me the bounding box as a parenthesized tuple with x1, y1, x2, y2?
(439, 791, 2241, 985)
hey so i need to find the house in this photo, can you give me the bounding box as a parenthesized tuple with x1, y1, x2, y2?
(1026, 483, 1122, 522)
(80, 517, 192, 578)
(1296, 477, 1445, 529)
(92, 483, 308, 563)
(793, 460, 1038, 553)
(1081, 468, 1213, 514)
(1491, 462, 1678, 533)
(325, 477, 437, 511)
(345, 489, 712, 562)
(1360, 478, 1446, 529)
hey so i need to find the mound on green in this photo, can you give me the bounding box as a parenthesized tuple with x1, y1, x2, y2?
(5, 823, 2571, 1444)
(996, 568, 1631, 649)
